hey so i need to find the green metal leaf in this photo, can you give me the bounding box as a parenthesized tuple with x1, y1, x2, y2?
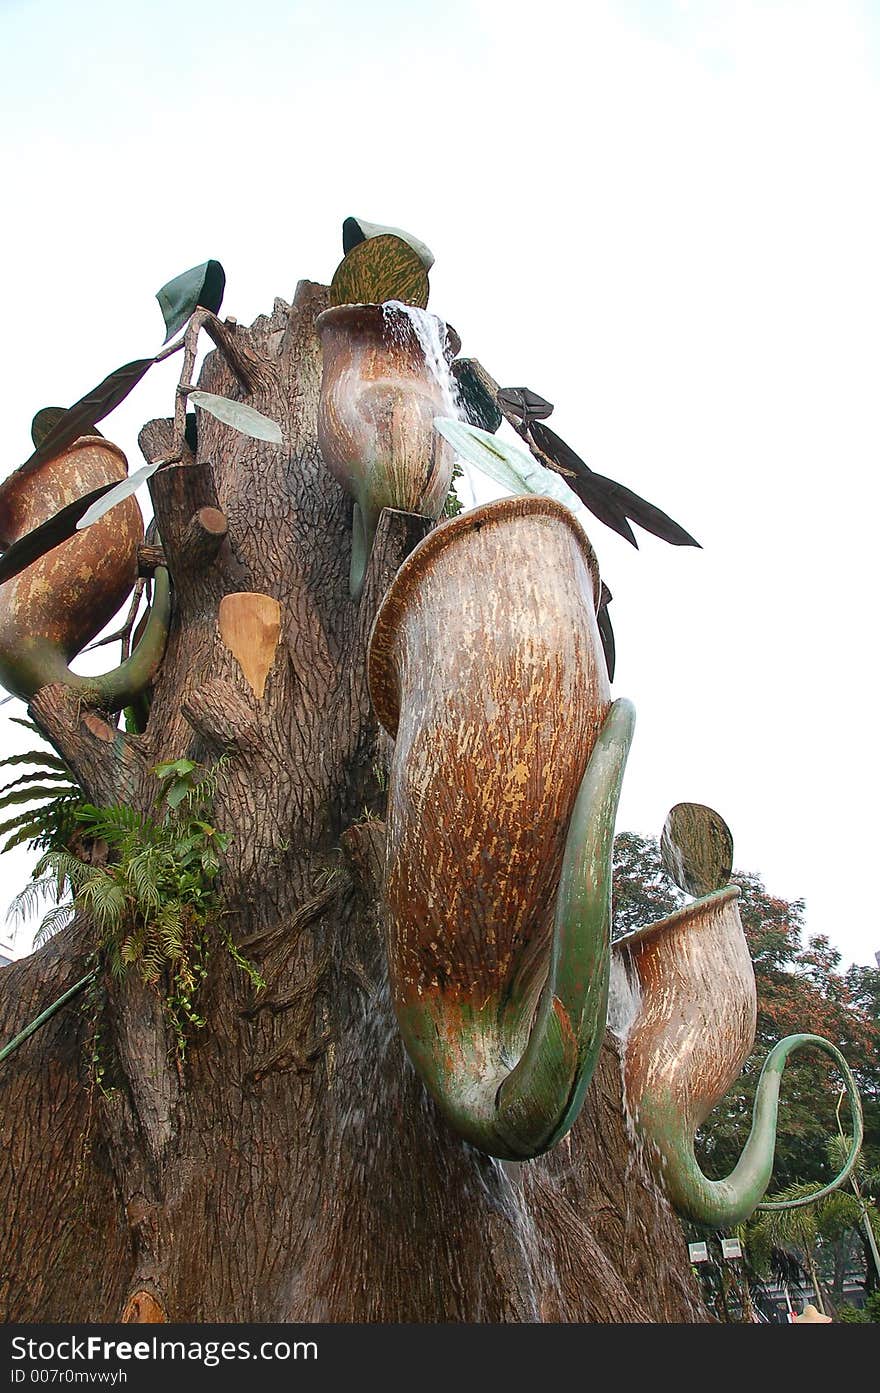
(156, 260, 226, 343)
(0, 786, 73, 811)
(0, 771, 74, 794)
(433, 417, 586, 519)
(342, 217, 435, 271)
(75, 463, 159, 531)
(330, 234, 429, 309)
(0, 750, 69, 771)
(188, 392, 282, 444)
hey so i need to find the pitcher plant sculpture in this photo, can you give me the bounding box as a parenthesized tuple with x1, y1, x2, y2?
(368, 495, 634, 1159)
(316, 302, 459, 599)
(615, 858, 863, 1227)
(0, 435, 171, 709)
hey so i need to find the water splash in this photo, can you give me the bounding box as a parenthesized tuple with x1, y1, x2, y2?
(381, 300, 477, 508)
(606, 945, 641, 1042)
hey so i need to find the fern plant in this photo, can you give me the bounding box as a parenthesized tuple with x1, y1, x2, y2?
(2, 718, 91, 946)
(0, 718, 85, 856)
(23, 758, 262, 1061)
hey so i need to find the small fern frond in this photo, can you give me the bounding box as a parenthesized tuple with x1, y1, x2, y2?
(0, 750, 70, 772)
(34, 902, 75, 946)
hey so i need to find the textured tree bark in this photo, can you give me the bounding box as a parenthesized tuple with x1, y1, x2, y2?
(0, 282, 708, 1323)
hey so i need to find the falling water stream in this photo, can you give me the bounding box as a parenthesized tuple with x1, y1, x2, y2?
(381, 300, 479, 509)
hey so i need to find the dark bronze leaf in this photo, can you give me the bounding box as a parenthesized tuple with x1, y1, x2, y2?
(590, 475, 700, 548)
(529, 421, 698, 548)
(330, 234, 429, 309)
(16, 358, 156, 484)
(497, 387, 554, 425)
(31, 407, 105, 448)
(529, 424, 638, 545)
(156, 260, 226, 343)
(597, 582, 616, 682)
(0, 480, 121, 585)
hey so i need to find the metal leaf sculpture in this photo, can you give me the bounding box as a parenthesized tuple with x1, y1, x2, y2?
(156, 259, 226, 343)
(31, 408, 103, 450)
(342, 217, 434, 271)
(597, 582, 616, 682)
(496, 386, 554, 428)
(9, 357, 157, 512)
(187, 392, 283, 444)
(529, 421, 700, 548)
(329, 234, 429, 309)
(661, 802, 733, 896)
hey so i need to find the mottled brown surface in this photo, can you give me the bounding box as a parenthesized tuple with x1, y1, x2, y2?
(617, 887, 757, 1129)
(0, 437, 141, 658)
(0, 283, 708, 1323)
(660, 802, 734, 897)
(370, 497, 608, 1018)
(317, 303, 457, 524)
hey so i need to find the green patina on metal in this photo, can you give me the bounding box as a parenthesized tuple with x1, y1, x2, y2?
(394, 698, 634, 1161)
(637, 1033, 864, 1228)
(0, 567, 171, 711)
(0, 969, 97, 1067)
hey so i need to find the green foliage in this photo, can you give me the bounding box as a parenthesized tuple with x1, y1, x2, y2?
(612, 831, 684, 938)
(0, 719, 84, 855)
(29, 758, 263, 1062)
(442, 460, 464, 519)
(836, 1302, 870, 1322)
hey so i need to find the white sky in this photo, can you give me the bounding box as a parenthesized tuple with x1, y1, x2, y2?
(0, 0, 878, 967)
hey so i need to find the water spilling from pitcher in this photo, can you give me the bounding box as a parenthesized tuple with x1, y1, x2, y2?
(381, 300, 478, 508)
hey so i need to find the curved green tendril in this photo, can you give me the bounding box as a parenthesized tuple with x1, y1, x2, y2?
(641, 1031, 863, 1227)
(3, 568, 171, 712)
(397, 697, 635, 1160)
(753, 1034, 863, 1210)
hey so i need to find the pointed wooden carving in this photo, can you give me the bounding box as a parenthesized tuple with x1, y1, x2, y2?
(121, 1289, 166, 1323)
(218, 592, 281, 700)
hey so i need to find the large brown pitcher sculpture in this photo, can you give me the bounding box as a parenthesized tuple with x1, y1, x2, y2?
(0, 436, 170, 708)
(316, 303, 459, 599)
(615, 887, 863, 1225)
(368, 495, 635, 1159)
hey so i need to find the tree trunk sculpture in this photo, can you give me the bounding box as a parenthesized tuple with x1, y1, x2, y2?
(0, 278, 708, 1323)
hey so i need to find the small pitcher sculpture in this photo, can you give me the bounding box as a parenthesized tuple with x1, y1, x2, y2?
(0, 436, 170, 709)
(368, 495, 635, 1159)
(316, 302, 459, 599)
(616, 887, 863, 1225)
